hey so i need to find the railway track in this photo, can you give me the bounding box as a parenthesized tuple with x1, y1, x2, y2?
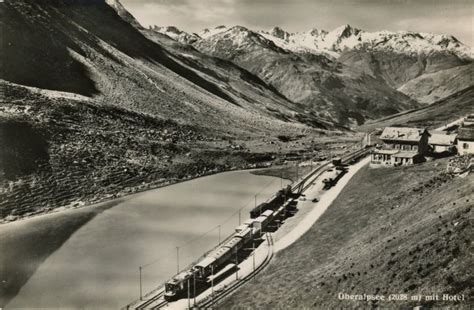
(296, 147, 371, 193)
(196, 233, 274, 309)
(150, 300, 167, 310)
(132, 291, 166, 310)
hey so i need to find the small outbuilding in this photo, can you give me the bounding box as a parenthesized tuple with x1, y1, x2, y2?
(429, 131, 457, 154)
(457, 127, 474, 155)
(463, 114, 474, 127)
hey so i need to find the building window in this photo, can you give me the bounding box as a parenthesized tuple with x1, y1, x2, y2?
(463, 143, 469, 149)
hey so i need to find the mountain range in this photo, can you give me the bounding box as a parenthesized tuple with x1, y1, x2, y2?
(151, 23, 473, 125)
(156, 24, 472, 60)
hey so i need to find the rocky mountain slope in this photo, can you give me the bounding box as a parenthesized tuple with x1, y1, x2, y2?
(153, 24, 473, 119)
(398, 63, 473, 104)
(192, 26, 421, 125)
(359, 86, 474, 131)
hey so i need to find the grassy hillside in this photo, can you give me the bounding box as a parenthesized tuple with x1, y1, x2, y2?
(222, 158, 473, 309)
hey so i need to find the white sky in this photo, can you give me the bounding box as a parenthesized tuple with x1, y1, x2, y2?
(121, 0, 473, 47)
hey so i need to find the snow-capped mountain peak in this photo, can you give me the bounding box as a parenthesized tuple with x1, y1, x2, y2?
(270, 26, 290, 40)
(199, 25, 229, 39)
(151, 25, 201, 44)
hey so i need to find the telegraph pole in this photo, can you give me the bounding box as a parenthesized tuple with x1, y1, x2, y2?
(235, 247, 239, 280)
(296, 160, 299, 181)
(187, 278, 190, 309)
(238, 209, 241, 225)
(193, 273, 196, 305)
(176, 247, 180, 274)
(280, 170, 283, 188)
(211, 265, 214, 296)
(218, 225, 221, 245)
(252, 240, 256, 280)
(139, 266, 143, 301)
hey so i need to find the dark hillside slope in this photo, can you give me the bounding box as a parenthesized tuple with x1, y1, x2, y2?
(2, 0, 234, 103)
(1, 1, 98, 96)
(397, 63, 474, 104)
(359, 86, 474, 131)
(338, 49, 470, 89)
(141, 29, 340, 130)
(222, 159, 473, 309)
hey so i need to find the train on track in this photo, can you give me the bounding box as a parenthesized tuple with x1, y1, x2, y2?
(250, 185, 295, 218)
(163, 149, 370, 303)
(164, 187, 297, 302)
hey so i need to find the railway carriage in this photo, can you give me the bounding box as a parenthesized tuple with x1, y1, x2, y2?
(261, 209, 274, 221)
(194, 256, 216, 279)
(249, 185, 294, 218)
(273, 206, 285, 218)
(235, 224, 249, 232)
(235, 227, 253, 243)
(252, 215, 271, 234)
(223, 236, 244, 252)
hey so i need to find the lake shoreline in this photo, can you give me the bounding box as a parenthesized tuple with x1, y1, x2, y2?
(1, 164, 287, 227)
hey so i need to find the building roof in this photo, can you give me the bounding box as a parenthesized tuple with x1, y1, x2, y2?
(373, 149, 400, 155)
(429, 131, 457, 146)
(380, 127, 427, 142)
(393, 151, 418, 158)
(196, 257, 216, 269)
(458, 127, 474, 141)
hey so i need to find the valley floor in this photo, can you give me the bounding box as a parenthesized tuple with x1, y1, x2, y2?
(220, 157, 473, 309)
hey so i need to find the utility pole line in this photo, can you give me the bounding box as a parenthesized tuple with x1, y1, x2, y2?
(193, 273, 196, 305)
(187, 278, 190, 309)
(139, 266, 143, 301)
(252, 240, 256, 280)
(176, 247, 180, 274)
(235, 247, 239, 280)
(211, 265, 214, 297)
(280, 170, 283, 188)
